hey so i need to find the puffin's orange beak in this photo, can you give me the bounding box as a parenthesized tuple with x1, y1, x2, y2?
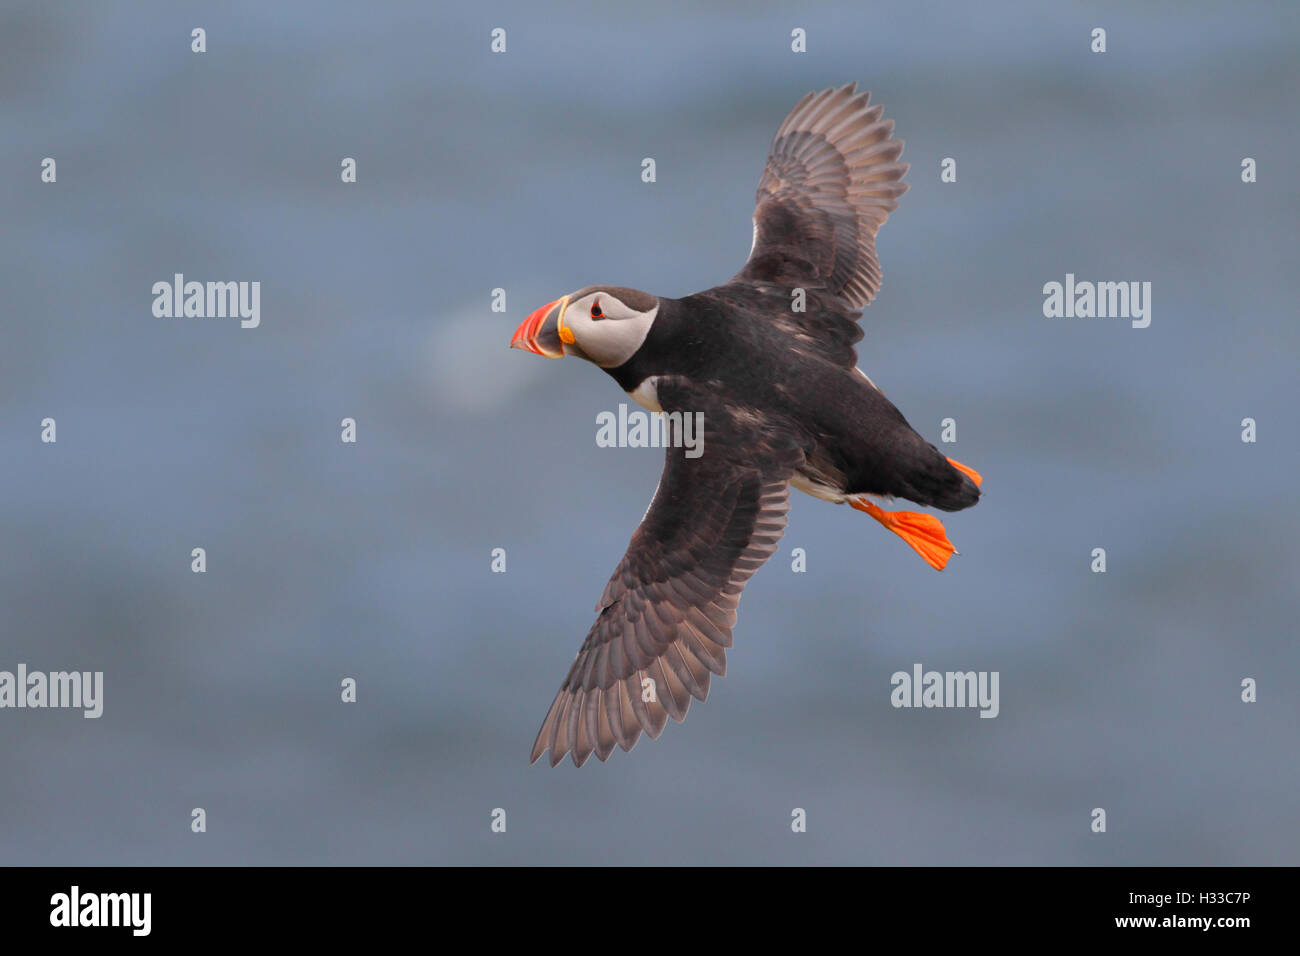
(510, 296, 569, 358)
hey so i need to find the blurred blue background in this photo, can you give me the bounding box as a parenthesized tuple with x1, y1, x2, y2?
(2, 0, 1297, 864)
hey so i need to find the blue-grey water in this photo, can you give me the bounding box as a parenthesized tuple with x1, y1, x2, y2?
(2, 1, 1297, 865)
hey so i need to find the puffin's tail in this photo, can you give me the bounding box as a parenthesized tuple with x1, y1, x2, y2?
(897, 445, 982, 513)
(944, 457, 983, 502)
(850, 450, 981, 570)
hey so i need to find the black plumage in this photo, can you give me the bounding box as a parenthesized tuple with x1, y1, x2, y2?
(517, 83, 982, 766)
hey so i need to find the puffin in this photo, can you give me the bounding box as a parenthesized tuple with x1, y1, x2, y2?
(511, 83, 982, 767)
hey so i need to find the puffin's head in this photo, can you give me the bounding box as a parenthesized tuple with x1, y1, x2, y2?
(511, 286, 659, 367)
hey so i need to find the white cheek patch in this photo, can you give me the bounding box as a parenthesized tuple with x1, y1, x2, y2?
(589, 302, 658, 368)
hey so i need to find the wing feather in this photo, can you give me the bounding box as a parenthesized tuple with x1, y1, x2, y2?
(724, 83, 909, 368)
(530, 383, 804, 766)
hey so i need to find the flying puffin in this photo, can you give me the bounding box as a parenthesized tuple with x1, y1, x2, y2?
(511, 83, 983, 767)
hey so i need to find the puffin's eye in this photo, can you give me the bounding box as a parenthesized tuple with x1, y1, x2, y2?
(590, 299, 604, 319)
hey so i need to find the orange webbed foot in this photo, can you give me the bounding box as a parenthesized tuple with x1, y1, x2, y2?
(851, 498, 957, 571)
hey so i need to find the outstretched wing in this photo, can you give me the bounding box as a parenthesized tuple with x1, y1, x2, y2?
(727, 83, 909, 366)
(530, 382, 804, 767)
(739, 82, 908, 306)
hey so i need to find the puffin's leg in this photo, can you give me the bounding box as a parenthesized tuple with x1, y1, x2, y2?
(850, 498, 957, 571)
